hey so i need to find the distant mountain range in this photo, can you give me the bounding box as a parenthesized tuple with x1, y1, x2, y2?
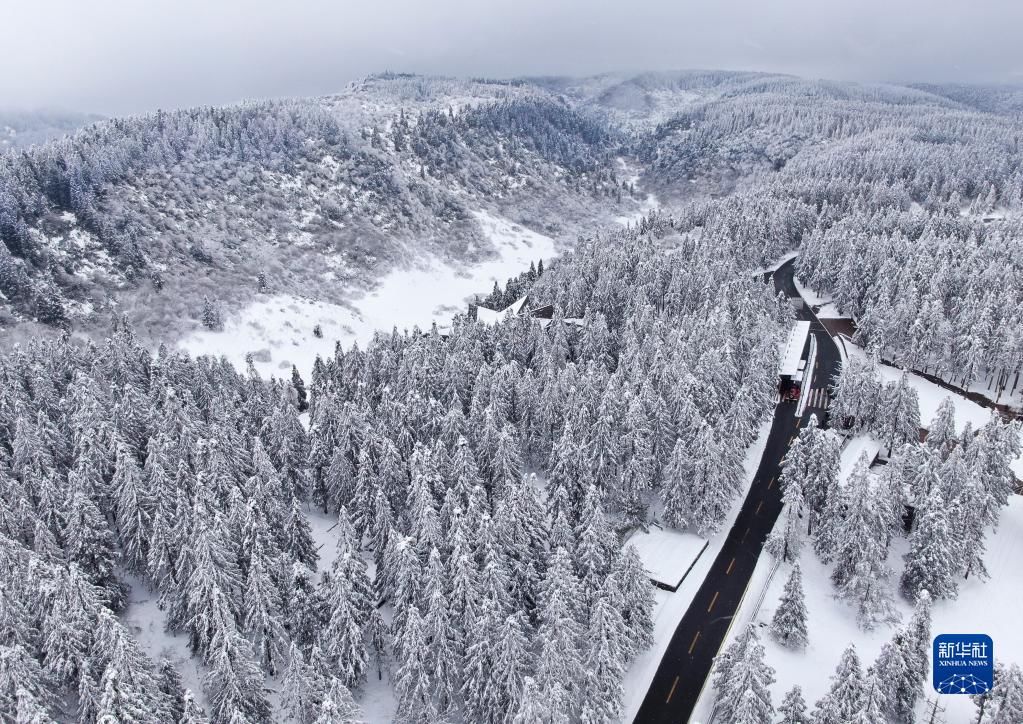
(1, 71, 1021, 345)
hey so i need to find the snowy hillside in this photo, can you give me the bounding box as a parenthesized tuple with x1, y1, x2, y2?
(179, 210, 557, 376)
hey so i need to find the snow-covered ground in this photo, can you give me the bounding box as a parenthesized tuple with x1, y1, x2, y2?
(119, 571, 210, 710)
(179, 210, 557, 378)
(614, 158, 659, 227)
(305, 508, 397, 723)
(752, 251, 799, 276)
(622, 417, 773, 723)
(845, 343, 1023, 479)
(691, 431, 1023, 724)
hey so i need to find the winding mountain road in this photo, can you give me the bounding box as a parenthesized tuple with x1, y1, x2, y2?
(632, 258, 842, 724)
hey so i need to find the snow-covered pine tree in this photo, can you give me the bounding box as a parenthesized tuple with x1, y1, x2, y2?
(574, 485, 617, 606)
(582, 579, 628, 723)
(900, 487, 959, 601)
(810, 644, 864, 724)
(973, 662, 1023, 724)
(770, 564, 809, 649)
(777, 685, 810, 724)
(393, 605, 437, 724)
(802, 426, 841, 535)
(180, 689, 211, 724)
(281, 642, 326, 724)
(112, 440, 153, 574)
(661, 437, 693, 530)
(687, 422, 738, 536)
(829, 353, 882, 433)
(613, 544, 654, 657)
(830, 456, 898, 630)
(869, 632, 911, 723)
(849, 671, 886, 724)
(242, 537, 287, 676)
(321, 570, 368, 689)
(879, 371, 921, 455)
(713, 623, 775, 723)
(926, 397, 957, 459)
(766, 470, 806, 563)
(203, 619, 271, 724)
(535, 546, 586, 717)
(157, 658, 187, 723)
(422, 548, 458, 715)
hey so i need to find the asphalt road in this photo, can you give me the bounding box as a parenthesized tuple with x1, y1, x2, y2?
(632, 258, 842, 724)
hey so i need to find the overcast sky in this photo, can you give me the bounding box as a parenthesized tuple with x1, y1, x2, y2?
(4, 0, 1022, 115)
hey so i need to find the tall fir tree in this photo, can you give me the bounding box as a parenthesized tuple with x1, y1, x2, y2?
(770, 564, 809, 650)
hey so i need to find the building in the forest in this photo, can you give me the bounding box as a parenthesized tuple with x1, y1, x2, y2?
(475, 295, 584, 329)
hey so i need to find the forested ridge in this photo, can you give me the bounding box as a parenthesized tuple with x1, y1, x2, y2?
(0, 83, 624, 335)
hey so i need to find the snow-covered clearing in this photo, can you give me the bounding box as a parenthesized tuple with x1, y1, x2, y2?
(179, 210, 557, 378)
(622, 416, 773, 723)
(691, 432, 1023, 724)
(614, 157, 659, 227)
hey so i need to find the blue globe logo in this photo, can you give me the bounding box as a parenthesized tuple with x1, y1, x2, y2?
(936, 673, 990, 695)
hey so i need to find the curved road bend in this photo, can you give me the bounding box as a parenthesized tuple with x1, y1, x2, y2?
(633, 258, 841, 724)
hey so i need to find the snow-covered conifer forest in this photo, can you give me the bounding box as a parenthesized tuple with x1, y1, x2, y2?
(2, 71, 1023, 723)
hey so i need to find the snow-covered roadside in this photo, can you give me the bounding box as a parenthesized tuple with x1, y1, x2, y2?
(622, 417, 773, 722)
(690, 431, 1023, 724)
(179, 210, 558, 378)
(792, 275, 831, 309)
(752, 251, 799, 276)
(791, 274, 846, 320)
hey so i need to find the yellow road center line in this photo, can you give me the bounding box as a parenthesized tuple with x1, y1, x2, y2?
(666, 676, 680, 703)
(755, 500, 764, 515)
(767, 477, 775, 489)
(742, 527, 750, 542)
(707, 591, 720, 613)
(688, 631, 701, 655)
(726, 557, 736, 575)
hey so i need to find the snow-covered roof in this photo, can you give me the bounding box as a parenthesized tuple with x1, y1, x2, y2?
(475, 295, 529, 326)
(537, 317, 586, 330)
(779, 321, 811, 378)
(625, 525, 709, 591)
